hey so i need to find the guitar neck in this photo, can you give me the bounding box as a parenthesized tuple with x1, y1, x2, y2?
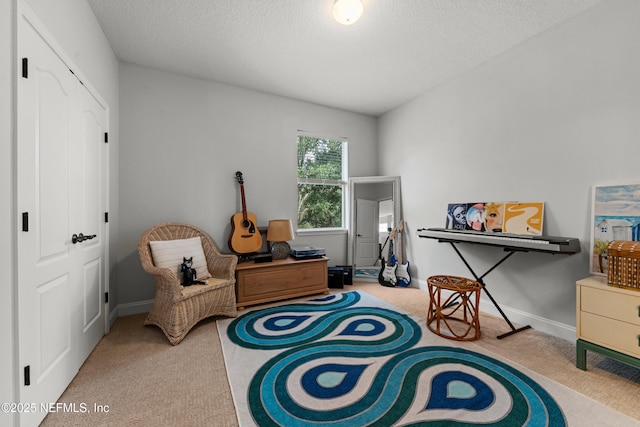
(239, 184, 248, 221)
(396, 221, 405, 263)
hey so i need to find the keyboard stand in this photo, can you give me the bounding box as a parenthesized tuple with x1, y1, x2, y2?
(447, 241, 532, 339)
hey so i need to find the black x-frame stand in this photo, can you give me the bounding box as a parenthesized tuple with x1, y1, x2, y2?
(446, 241, 532, 339)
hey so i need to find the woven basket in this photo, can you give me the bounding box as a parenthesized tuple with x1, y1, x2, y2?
(607, 240, 640, 290)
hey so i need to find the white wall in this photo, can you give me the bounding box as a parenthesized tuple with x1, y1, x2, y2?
(2, 1, 118, 424)
(378, 0, 640, 338)
(117, 63, 378, 308)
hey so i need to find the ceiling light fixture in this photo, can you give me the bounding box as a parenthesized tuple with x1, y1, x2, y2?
(333, 0, 363, 25)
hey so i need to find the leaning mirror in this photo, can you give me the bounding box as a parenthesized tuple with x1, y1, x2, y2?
(347, 176, 401, 269)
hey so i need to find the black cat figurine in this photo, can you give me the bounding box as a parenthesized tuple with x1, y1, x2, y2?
(180, 257, 206, 286)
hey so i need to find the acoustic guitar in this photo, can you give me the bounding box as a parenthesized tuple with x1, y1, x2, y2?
(229, 171, 263, 254)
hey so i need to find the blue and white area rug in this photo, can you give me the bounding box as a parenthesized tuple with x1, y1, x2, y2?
(217, 291, 637, 426)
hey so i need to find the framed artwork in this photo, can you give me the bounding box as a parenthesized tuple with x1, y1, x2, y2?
(590, 183, 640, 275)
(445, 203, 468, 230)
(445, 202, 490, 231)
(483, 202, 505, 233)
(444, 201, 543, 235)
(466, 203, 486, 231)
(503, 202, 544, 235)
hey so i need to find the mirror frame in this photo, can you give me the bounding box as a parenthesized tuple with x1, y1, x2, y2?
(347, 176, 402, 267)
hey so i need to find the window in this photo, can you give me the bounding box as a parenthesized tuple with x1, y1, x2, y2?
(297, 134, 348, 230)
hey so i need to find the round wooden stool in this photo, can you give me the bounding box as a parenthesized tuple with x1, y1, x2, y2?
(427, 275, 482, 341)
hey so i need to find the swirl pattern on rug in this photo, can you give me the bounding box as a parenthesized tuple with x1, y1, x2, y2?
(226, 292, 566, 426)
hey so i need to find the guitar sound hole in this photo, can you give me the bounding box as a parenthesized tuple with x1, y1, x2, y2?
(242, 220, 256, 234)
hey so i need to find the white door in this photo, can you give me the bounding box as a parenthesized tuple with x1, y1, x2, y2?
(75, 81, 108, 366)
(355, 199, 378, 267)
(17, 11, 107, 426)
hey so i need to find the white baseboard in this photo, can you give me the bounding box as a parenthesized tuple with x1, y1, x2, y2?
(111, 299, 153, 321)
(110, 282, 577, 342)
(106, 301, 151, 333)
(413, 278, 576, 343)
(108, 307, 119, 329)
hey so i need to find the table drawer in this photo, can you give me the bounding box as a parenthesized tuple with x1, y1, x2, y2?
(580, 311, 640, 358)
(581, 285, 640, 326)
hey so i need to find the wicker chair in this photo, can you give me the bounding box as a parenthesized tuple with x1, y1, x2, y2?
(138, 222, 238, 345)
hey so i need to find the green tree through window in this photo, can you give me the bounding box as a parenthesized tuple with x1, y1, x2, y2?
(297, 135, 347, 229)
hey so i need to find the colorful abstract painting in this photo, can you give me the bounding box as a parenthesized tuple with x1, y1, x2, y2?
(503, 202, 544, 235)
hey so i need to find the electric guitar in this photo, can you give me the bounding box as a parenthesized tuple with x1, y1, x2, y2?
(395, 220, 411, 287)
(378, 227, 397, 287)
(229, 171, 263, 254)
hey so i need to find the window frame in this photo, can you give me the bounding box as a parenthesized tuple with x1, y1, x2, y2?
(296, 132, 348, 235)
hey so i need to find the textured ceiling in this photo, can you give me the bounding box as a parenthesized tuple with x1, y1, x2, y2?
(87, 0, 603, 116)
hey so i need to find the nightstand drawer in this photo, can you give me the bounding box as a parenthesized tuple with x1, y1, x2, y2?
(580, 311, 640, 358)
(581, 285, 640, 326)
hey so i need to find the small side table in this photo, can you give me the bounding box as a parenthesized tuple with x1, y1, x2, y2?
(427, 275, 482, 341)
(576, 275, 640, 370)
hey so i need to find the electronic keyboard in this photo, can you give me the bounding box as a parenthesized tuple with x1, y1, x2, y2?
(417, 227, 581, 254)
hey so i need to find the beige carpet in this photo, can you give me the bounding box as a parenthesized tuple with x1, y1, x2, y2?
(41, 281, 640, 426)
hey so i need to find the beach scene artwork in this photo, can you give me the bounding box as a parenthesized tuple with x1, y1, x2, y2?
(590, 183, 640, 275)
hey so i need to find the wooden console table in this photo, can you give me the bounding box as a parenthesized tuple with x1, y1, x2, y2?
(235, 256, 328, 310)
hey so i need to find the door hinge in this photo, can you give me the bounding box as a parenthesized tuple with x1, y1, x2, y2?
(104, 132, 108, 143)
(22, 58, 28, 78)
(104, 212, 109, 223)
(24, 365, 30, 386)
(104, 292, 109, 303)
(22, 212, 29, 232)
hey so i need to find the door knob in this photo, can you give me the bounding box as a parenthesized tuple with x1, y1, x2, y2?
(72, 233, 97, 244)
